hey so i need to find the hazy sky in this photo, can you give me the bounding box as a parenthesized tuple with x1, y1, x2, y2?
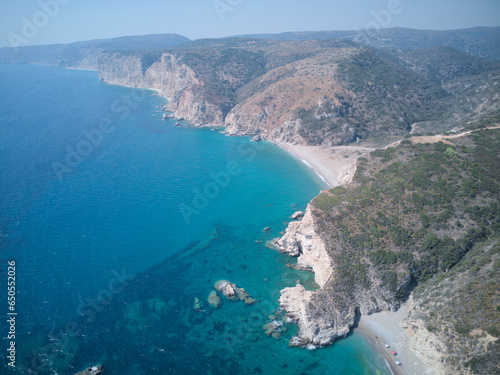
(0, 0, 499, 47)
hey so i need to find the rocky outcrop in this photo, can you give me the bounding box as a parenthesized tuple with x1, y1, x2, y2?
(276, 204, 402, 347)
(275, 206, 332, 287)
(207, 290, 222, 308)
(291, 211, 304, 219)
(97, 52, 224, 127)
(74, 365, 103, 375)
(213, 280, 257, 305)
(279, 284, 344, 347)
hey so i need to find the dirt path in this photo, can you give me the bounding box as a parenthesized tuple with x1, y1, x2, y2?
(410, 125, 500, 145)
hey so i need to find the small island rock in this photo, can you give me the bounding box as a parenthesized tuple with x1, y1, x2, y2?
(74, 365, 103, 375)
(207, 291, 222, 308)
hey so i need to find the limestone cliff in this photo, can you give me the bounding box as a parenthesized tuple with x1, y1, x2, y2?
(276, 205, 332, 287)
(97, 52, 224, 127)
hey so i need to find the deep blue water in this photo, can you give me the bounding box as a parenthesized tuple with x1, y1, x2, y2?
(0, 64, 389, 374)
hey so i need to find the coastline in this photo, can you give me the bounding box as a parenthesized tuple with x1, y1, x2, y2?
(87, 74, 428, 373)
(356, 301, 431, 375)
(274, 141, 434, 375)
(275, 141, 374, 188)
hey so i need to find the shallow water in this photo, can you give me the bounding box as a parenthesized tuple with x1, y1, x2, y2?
(0, 64, 389, 374)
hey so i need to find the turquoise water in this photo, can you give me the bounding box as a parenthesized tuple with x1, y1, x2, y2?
(0, 64, 389, 374)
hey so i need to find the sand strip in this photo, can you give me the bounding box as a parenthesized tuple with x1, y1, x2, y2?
(356, 302, 431, 375)
(276, 142, 373, 188)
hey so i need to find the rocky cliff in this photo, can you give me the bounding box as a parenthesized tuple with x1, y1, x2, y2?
(97, 52, 224, 126)
(276, 203, 399, 347)
(275, 129, 500, 375)
(93, 40, 499, 148)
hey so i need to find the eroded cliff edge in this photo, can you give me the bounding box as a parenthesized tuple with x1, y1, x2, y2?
(97, 52, 224, 127)
(275, 130, 500, 375)
(275, 204, 399, 347)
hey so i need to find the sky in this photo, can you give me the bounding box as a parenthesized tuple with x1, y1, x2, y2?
(0, 0, 499, 48)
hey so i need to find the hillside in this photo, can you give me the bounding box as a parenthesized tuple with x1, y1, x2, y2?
(1, 28, 498, 146)
(276, 128, 499, 373)
(239, 26, 500, 60)
(93, 39, 499, 147)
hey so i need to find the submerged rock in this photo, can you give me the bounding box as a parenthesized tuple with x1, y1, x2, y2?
(237, 288, 258, 305)
(208, 291, 222, 308)
(272, 331, 282, 340)
(74, 365, 103, 375)
(193, 297, 204, 311)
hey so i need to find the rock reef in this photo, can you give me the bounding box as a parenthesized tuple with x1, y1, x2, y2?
(74, 365, 103, 375)
(213, 280, 257, 306)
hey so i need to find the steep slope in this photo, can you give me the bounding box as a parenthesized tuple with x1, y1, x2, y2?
(275, 128, 500, 372)
(408, 237, 499, 374)
(1, 30, 498, 147)
(94, 39, 499, 147)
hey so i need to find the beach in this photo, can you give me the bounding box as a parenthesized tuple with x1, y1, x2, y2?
(276, 142, 374, 188)
(356, 301, 432, 375)
(277, 141, 434, 375)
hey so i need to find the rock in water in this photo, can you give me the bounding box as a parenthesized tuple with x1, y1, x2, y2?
(214, 280, 239, 301)
(193, 297, 204, 310)
(291, 211, 304, 219)
(207, 291, 222, 308)
(74, 365, 103, 375)
(237, 288, 257, 306)
(251, 134, 263, 142)
(214, 280, 257, 304)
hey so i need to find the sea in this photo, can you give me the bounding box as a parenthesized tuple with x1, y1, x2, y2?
(0, 64, 390, 375)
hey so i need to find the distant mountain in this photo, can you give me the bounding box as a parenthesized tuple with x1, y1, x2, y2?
(0, 33, 190, 68)
(237, 26, 500, 60)
(70, 33, 192, 51)
(0, 28, 498, 145)
(92, 38, 499, 147)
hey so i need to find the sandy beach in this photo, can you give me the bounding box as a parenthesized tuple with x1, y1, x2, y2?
(356, 302, 432, 375)
(276, 142, 374, 188)
(277, 141, 433, 375)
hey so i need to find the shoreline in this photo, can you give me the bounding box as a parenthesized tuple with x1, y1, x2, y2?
(275, 141, 374, 189)
(355, 302, 431, 375)
(273, 142, 432, 374)
(79, 73, 426, 373)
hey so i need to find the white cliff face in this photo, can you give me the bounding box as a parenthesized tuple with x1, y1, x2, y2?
(276, 205, 344, 346)
(276, 204, 399, 347)
(97, 52, 224, 127)
(276, 206, 332, 288)
(279, 284, 351, 346)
